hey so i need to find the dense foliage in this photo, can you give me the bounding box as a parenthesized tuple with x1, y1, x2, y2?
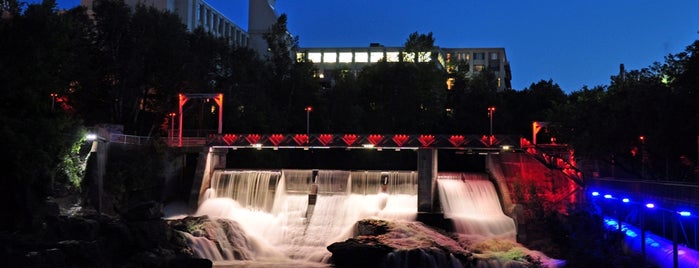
(0, 0, 697, 232)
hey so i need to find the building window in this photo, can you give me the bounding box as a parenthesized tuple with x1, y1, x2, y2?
(386, 52, 400, 62)
(308, 52, 322, 63)
(474, 65, 485, 72)
(446, 78, 455, 90)
(474, 53, 485, 60)
(355, 52, 368, 63)
(323, 52, 337, 63)
(490, 52, 499, 60)
(296, 52, 306, 62)
(339, 52, 353, 63)
(370, 52, 384, 63)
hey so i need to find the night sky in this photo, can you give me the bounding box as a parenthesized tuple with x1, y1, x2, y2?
(50, 0, 699, 92)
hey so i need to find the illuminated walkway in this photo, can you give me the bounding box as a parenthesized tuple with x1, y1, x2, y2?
(604, 218, 699, 267)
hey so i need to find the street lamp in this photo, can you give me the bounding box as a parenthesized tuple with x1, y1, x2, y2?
(50, 93, 58, 110)
(168, 112, 176, 145)
(305, 106, 312, 137)
(487, 106, 496, 137)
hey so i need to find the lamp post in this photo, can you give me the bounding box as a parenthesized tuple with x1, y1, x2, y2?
(50, 93, 58, 110)
(487, 106, 496, 137)
(168, 112, 176, 145)
(305, 106, 312, 137)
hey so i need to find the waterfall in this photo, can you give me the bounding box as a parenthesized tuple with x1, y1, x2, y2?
(191, 169, 420, 264)
(437, 173, 516, 240)
(208, 170, 281, 212)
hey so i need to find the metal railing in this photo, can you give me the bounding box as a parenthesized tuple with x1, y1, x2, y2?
(108, 133, 152, 145)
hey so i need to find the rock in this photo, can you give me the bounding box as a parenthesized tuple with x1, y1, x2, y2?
(43, 248, 67, 268)
(327, 237, 393, 268)
(57, 240, 106, 267)
(329, 220, 475, 268)
(128, 220, 172, 249)
(122, 201, 163, 221)
(43, 199, 61, 218)
(55, 216, 100, 241)
(356, 219, 389, 236)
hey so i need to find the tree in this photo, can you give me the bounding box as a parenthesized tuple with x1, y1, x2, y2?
(403, 31, 435, 63)
(0, 0, 86, 231)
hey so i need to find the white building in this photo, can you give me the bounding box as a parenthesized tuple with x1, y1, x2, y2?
(80, 0, 261, 48)
(296, 45, 511, 91)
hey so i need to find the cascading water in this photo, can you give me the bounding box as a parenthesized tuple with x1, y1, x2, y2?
(437, 173, 517, 240)
(191, 169, 419, 265)
(206, 170, 280, 212)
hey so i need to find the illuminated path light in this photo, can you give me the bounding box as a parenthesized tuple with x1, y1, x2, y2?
(590, 188, 699, 268)
(679, 211, 692, 217)
(604, 218, 699, 267)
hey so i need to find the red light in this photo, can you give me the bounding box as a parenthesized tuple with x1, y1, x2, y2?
(269, 134, 284, 146)
(342, 134, 358, 146)
(418, 135, 435, 147)
(367, 134, 384, 145)
(392, 134, 409, 147)
(305, 106, 313, 112)
(449, 135, 465, 147)
(318, 134, 334, 146)
(292, 134, 309, 145)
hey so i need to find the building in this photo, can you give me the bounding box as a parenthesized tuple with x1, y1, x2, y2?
(442, 47, 512, 91)
(80, 0, 256, 48)
(295, 45, 512, 91)
(247, 0, 279, 57)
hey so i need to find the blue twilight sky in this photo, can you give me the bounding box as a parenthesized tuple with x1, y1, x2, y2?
(50, 0, 699, 92)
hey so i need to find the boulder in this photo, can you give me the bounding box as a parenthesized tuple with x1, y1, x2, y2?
(327, 237, 393, 268)
(122, 201, 163, 221)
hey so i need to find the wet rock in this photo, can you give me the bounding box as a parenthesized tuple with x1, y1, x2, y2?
(128, 219, 172, 249)
(57, 240, 106, 267)
(122, 201, 163, 221)
(356, 219, 389, 236)
(327, 237, 393, 268)
(329, 220, 473, 268)
(56, 216, 101, 241)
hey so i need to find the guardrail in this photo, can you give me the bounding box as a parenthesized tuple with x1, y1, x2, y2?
(109, 133, 152, 145)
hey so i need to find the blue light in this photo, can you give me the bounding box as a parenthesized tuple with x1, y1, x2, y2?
(604, 194, 612, 199)
(622, 198, 630, 203)
(645, 203, 655, 209)
(678, 211, 691, 217)
(591, 191, 600, 196)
